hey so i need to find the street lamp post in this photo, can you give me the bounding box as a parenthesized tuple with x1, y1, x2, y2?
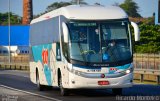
(8, 0, 11, 63)
(77, 0, 80, 5)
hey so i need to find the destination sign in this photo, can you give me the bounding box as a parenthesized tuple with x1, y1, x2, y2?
(73, 23, 97, 27)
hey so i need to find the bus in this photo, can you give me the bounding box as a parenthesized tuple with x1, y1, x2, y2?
(30, 5, 140, 96)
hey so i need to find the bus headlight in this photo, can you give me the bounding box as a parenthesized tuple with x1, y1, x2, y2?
(125, 67, 133, 74)
(126, 69, 131, 74)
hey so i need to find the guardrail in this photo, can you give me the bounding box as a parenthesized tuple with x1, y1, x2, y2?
(0, 62, 29, 70)
(133, 53, 160, 70)
(134, 69, 160, 84)
(133, 53, 160, 84)
(0, 55, 29, 63)
(0, 55, 29, 70)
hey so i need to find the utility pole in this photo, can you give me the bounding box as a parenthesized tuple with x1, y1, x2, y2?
(158, 0, 160, 23)
(77, 0, 80, 5)
(155, 0, 160, 24)
(8, 0, 11, 63)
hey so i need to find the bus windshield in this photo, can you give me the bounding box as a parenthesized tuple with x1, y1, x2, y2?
(67, 21, 132, 64)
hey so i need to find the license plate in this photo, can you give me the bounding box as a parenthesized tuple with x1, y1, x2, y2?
(98, 81, 109, 85)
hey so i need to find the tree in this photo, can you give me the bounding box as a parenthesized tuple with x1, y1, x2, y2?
(120, 0, 141, 17)
(44, 1, 88, 15)
(71, 0, 87, 5)
(46, 2, 72, 12)
(94, 3, 101, 5)
(134, 24, 160, 53)
(112, 2, 119, 6)
(0, 12, 22, 25)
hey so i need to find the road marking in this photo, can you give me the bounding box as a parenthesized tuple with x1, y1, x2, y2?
(0, 70, 29, 78)
(0, 72, 29, 78)
(0, 85, 62, 101)
(133, 83, 154, 85)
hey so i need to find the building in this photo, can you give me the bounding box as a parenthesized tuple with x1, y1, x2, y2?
(0, 25, 29, 55)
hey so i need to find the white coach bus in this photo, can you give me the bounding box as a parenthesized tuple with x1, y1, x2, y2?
(30, 5, 140, 96)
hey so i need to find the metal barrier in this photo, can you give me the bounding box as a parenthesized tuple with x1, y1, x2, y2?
(134, 53, 160, 70)
(134, 69, 160, 84)
(0, 55, 29, 63)
(0, 55, 29, 70)
(0, 62, 29, 70)
(133, 53, 160, 84)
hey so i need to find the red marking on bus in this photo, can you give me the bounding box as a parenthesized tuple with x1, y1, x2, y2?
(110, 68, 117, 71)
(42, 49, 48, 65)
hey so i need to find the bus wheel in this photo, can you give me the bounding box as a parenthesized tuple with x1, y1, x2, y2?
(36, 71, 44, 91)
(59, 76, 68, 96)
(112, 88, 122, 95)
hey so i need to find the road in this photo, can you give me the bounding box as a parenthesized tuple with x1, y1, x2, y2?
(0, 70, 160, 101)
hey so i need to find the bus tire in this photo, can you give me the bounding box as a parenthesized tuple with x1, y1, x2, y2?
(59, 75, 68, 96)
(112, 88, 122, 95)
(36, 70, 44, 91)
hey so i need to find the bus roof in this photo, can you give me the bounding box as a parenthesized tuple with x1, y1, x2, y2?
(31, 5, 128, 24)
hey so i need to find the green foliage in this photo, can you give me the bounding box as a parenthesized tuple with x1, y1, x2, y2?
(46, 0, 87, 13)
(0, 12, 21, 25)
(35, 1, 88, 18)
(46, 2, 72, 12)
(134, 24, 160, 53)
(120, 0, 141, 17)
(34, 1, 72, 18)
(71, 0, 88, 5)
(143, 16, 155, 25)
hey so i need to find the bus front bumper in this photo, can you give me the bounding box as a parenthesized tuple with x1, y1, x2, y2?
(67, 72, 133, 89)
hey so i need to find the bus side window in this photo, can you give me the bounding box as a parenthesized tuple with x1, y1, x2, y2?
(56, 43, 61, 61)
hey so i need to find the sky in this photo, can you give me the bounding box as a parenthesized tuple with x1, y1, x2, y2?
(0, 0, 158, 18)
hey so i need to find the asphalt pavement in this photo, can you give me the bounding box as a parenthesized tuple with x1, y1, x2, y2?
(0, 70, 160, 101)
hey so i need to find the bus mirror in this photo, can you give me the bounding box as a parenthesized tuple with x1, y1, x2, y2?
(131, 21, 140, 41)
(62, 22, 69, 43)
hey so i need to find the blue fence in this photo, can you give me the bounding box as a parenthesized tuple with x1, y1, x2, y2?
(0, 25, 29, 46)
